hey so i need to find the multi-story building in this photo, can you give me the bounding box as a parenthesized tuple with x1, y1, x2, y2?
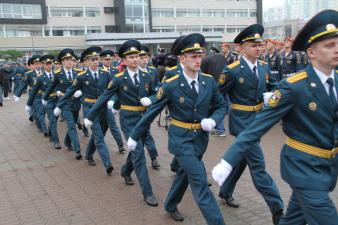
(0, 0, 262, 55)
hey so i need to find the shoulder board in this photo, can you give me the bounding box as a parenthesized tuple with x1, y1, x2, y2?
(259, 60, 267, 65)
(165, 74, 179, 83)
(54, 69, 61, 74)
(37, 73, 43, 77)
(336, 70, 338, 73)
(77, 70, 87, 76)
(112, 66, 118, 70)
(25, 70, 33, 74)
(201, 73, 213, 78)
(287, 71, 307, 84)
(228, 60, 240, 69)
(148, 66, 156, 69)
(167, 66, 177, 71)
(115, 71, 124, 78)
(74, 68, 82, 72)
(100, 68, 109, 72)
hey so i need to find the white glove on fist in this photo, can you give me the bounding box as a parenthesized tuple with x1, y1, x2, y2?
(201, 118, 216, 132)
(127, 137, 137, 151)
(42, 99, 47, 106)
(56, 91, 62, 97)
(263, 92, 273, 107)
(14, 96, 20, 102)
(211, 159, 233, 186)
(107, 100, 114, 109)
(25, 105, 31, 113)
(73, 90, 82, 98)
(84, 118, 93, 129)
(140, 97, 152, 107)
(54, 107, 61, 116)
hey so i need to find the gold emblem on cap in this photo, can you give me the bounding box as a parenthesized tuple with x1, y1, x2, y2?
(326, 24, 336, 31)
(193, 43, 201, 48)
(66, 53, 71, 57)
(179, 97, 184, 103)
(238, 77, 245, 84)
(93, 52, 97, 55)
(131, 47, 137, 51)
(310, 82, 317, 88)
(309, 102, 317, 111)
(254, 33, 261, 38)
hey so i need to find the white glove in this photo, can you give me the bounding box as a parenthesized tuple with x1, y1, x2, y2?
(56, 91, 62, 97)
(111, 108, 119, 115)
(127, 137, 137, 151)
(200, 118, 216, 132)
(107, 100, 115, 109)
(54, 107, 61, 117)
(140, 97, 152, 107)
(73, 90, 82, 98)
(211, 159, 233, 186)
(263, 92, 273, 107)
(14, 96, 20, 102)
(25, 105, 31, 113)
(42, 99, 47, 106)
(84, 118, 93, 129)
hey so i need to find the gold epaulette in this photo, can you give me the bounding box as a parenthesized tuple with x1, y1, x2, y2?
(259, 60, 267, 65)
(166, 74, 179, 83)
(115, 71, 124, 78)
(25, 70, 33, 74)
(77, 70, 87, 76)
(287, 71, 307, 84)
(100, 68, 109, 72)
(54, 69, 61, 74)
(167, 66, 177, 71)
(228, 60, 240, 69)
(336, 70, 338, 73)
(74, 68, 82, 72)
(202, 73, 213, 78)
(148, 66, 156, 69)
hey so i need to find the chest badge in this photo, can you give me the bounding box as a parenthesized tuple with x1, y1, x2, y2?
(309, 102, 317, 111)
(310, 82, 317, 88)
(123, 86, 128, 91)
(238, 77, 245, 84)
(179, 97, 185, 103)
(60, 80, 63, 84)
(85, 80, 90, 85)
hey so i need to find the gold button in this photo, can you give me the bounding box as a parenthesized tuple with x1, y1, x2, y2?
(194, 108, 197, 112)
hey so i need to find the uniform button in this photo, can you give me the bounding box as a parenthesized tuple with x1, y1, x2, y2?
(194, 108, 197, 112)
(257, 99, 260, 102)
(194, 120, 197, 122)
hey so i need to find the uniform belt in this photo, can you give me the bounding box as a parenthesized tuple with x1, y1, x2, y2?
(287, 137, 338, 159)
(84, 98, 97, 103)
(171, 118, 201, 130)
(231, 103, 263, 112)
(120, 104, 146, 111)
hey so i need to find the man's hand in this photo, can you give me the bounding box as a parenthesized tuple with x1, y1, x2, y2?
(84, 118, 93, 129)
(127, 137, 137, 151)
(140, 97, 151, 107)
(211, 159, 233, 186)
(201, 118, 216, 132)
(54, 107, 61, 116)
(107, 100, 114, 109)
(73, 90, 82, 98)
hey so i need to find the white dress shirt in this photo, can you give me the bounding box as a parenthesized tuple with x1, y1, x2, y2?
(242, 56, 259, 78)
(313, 67, 337, 98)
(127, 68, 140, 85)
(183, 71, 199, 93)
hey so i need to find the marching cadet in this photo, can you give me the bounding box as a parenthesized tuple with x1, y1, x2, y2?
(280, 37, 302, 78)
(138, 45, 161, 169)
(84, 40, 159, 207)
(53, 58, 62, 71)
(27, 55, 61, 149)
(99, 50, 126, 154)
(127, 33, 226, 225)
(15, 55, 45, 130)
(12, 63, 27, 93)
(221, 43, 238, 66)
(56, 46, 114, 174)
(216, 24, 284, 225)
(44, 49, 82, 160)
(265, 39, 282, 82)
(212, 9, 338, 225)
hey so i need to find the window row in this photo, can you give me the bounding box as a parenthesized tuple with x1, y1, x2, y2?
(0, 25, 101, 37)
(152, 24, 246, 33)
(0, 3, 42, 19)
(48, 7, 100, 17)
(152, 8, 257, 18)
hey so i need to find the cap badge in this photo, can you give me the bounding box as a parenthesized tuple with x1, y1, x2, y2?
(326, 24, 336, 31)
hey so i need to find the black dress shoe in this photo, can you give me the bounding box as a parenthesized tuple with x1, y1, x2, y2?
(83, 130, 89, 137)
(75, 153, 82, 160)
(122, 174, 134, 185)
(87, 159, 96, 166)
(54, 143, 61, 150)
(44, 132, 48, 137)
(28, 116, 34, 122)
(272, 209, 283, 225)
(225, 197, 239, 208)
(151, 158, 160, 170)
(169, 210, 185, 221)
(144, 195, 158, 207)
(106, 166, 114, 175)
(118, 145, 126, 154)
(77, 123, 83, 130)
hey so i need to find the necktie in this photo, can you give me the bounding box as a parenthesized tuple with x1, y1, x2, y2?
(67, 71, 72, 82)
(327, 78, 337, 108)
(191, 80, 198, 99)
(134, 73, 139, 86)
(48, 73, 52, 80)
(252, 65, 258, 84)
(93, 73, 98, 83)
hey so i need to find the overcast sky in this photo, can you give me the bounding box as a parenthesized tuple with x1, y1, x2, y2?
(263, 0, 284, 10)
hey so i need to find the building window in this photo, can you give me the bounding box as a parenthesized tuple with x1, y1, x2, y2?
(52, 26, 85, 36)
(124, 0, 150, 32)
(226, 25, 246, 33)
(177, 25, 201, 32)
(152, 26, 175, 32)
(226, 9, 248, 17)
(176, 9, 200, 17)
(152, 8, 174, 17)
(85, 7, 100, 17)
(50, 7, 83, 17)
(202, 25, 225, 32)
(201, 9, 225, 18)
(87, 26, 101, 34)
(0, 3, 42, 19)
(5, 25, 43, 37)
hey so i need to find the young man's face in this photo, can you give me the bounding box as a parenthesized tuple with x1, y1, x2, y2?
(308, 36, 338, 69)
(138, 54, 149, 68)
(180, 52, 202, 73)
(124, 54, 139, 69)
(62, 58, 74, 69)
(222, 45, 230, 54)
(87, 56, 99, 70)
(33, 62, 42, 71)
(54, 63, 61, 70)
(284, 40, 293, 48)
(266, 42, 275, 51)
(102, 58, 112, 68)
(43, 62, 52, 72)
(242, 42, 261, 60)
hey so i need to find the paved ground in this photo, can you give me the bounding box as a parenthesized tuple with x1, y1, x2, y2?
(0, 95, 337, 225)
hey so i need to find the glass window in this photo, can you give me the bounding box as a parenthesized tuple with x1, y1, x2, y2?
(226, 25, 246, 33)
(226, 9, 248, 17)
(85, 7, 100, 17)
(5, 25, 43, 37)
(87, 26, 101, 34)
(52, 26, 84, 36)
(176, 9, 200, 17)
(2, 3, 13, 18)
(50, 7, 83, 17)
(152, 26, 175, 32)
